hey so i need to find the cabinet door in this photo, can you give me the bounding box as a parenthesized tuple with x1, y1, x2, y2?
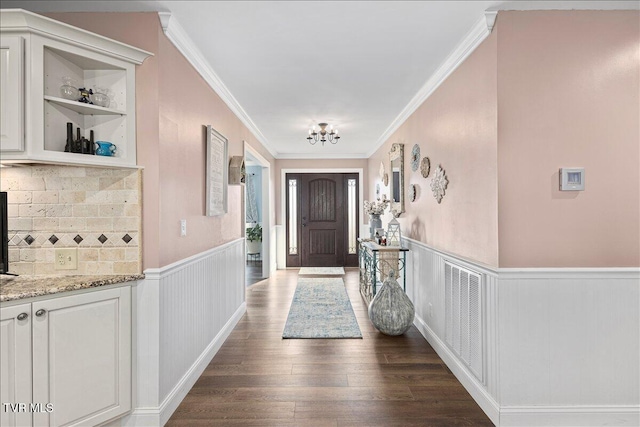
(0, 304, 32, 427)
(32, 287, 131, 427)
(0, 35, 24, 152)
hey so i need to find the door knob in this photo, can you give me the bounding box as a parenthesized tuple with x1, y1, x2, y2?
(302, 223, 307, 227)
(17, 313, 28, 321)
(35, 309, 47, 317)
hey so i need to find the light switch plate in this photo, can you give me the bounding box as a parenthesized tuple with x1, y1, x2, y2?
(55, 248, 78, 270)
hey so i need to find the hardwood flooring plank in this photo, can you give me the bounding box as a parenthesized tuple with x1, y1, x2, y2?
(192, 374, 348, 388)
(231, 385, 414, 402)
(200, 363, 293, 376)
(347, 373, 463, 387)
(171, 401, 294, 420)
(292, 362, 447, 376)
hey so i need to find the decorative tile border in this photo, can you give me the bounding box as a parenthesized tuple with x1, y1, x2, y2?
(8, 232, 139, 248)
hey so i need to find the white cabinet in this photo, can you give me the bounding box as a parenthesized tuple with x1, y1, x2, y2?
(0, 304, 32, 427)
(0, 10, 151, 168)
(0, 286, 131, 427)
(0, 35, 24, 152)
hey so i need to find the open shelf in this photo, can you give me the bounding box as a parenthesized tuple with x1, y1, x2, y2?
(0, 10, 151, 168)
(44, 96, 126, 116)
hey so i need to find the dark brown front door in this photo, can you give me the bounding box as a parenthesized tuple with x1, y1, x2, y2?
(286, 173, 358, 267)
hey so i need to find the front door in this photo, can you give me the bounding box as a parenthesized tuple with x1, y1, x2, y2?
(286, 173, 358, 267)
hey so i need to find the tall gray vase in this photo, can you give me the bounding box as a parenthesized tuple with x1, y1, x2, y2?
(368, 269, 415, 336)
(369, 214, 382, 238)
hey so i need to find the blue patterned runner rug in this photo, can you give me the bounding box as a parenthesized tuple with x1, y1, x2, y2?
(282, 277, 362, 339)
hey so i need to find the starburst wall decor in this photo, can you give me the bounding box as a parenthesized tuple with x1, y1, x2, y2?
(430, 165, 449, 203)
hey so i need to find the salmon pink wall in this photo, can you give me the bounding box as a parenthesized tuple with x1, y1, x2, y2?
(497, 11, 640, 267)
(47, 12, 275, 268)
(368, 30, 499, 267)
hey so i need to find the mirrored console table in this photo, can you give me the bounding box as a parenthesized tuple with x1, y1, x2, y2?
(358, 238, 409, 305)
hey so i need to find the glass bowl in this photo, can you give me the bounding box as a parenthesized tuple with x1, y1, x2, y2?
(91, 91, 110, 108)
(60, 76, 79, 100)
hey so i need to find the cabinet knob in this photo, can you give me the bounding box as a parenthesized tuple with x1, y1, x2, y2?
(35, 309, 47, 317)
(17, 312, 28, 321)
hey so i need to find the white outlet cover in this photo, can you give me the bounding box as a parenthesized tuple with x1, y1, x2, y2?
(55, 248, 78, 270)
(180, 219, 187, 236)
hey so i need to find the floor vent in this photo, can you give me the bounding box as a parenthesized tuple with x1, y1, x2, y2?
(444, 261, 483, 382)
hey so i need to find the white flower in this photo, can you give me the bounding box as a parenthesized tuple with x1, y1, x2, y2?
(364, 199, 389, 215)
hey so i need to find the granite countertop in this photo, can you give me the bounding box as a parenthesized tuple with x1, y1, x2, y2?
(0, 274, 144, 302)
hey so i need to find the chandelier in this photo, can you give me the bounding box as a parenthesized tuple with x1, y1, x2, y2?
(307, 123, 340, 145)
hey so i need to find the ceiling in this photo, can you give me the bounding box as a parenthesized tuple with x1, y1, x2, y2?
(2, 1, 637, 158)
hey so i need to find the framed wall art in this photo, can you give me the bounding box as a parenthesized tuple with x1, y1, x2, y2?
(206, 125, 228, 216)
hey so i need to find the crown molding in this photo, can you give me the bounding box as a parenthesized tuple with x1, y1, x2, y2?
(2, 9, 153, 64)
(366, 11, 497, 158)
(157, 12, 278, 158)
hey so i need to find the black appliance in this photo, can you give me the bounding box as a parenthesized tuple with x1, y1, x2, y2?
(0, 192, 9, 274)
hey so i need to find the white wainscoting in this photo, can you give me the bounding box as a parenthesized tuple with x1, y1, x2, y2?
(269, 225, 277, 274)
(404, 237, 640, 426)
(497, 268, 640, 426)
(275, 224, 285, 269)
(125, 238, 246, 426)
(405, 237, 501, 425)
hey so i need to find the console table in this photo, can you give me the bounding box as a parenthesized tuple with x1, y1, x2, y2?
(358, 238, 409, 305)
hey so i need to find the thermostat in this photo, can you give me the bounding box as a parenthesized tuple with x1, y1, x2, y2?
(559, 168, 585, 191)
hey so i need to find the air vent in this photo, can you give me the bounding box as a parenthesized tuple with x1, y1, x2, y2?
(444, 261, 483, 382)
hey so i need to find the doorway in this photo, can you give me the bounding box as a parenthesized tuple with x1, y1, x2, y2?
(244, 143, 271, 285)
(286, 173, 359, 268)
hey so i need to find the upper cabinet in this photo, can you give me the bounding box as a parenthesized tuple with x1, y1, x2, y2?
(0, 10, 152, 168)
(0, 35, 24, 152)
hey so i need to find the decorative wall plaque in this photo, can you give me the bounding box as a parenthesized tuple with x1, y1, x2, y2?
(379, 161, 385, 180)
(410, 144, 420, 172)
(430, 165, 448, 204)
(206, 125, 228, 216)
(420, 157, 431, 178)
(409, 184, 417, 202)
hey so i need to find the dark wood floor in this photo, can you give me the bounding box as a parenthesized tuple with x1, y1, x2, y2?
(246, 261, 263, 287)
(168, 269, 493, 426)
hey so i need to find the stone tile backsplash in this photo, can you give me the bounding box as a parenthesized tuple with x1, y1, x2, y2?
(1, 165, 141, 276)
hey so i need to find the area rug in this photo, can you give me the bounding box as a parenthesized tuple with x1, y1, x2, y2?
(298, 267, 345, 276)
(283, 277, 362, 339)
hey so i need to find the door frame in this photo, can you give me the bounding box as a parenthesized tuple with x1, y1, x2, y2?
(244, 141, 272, 279)
(280, 168, 364, 269)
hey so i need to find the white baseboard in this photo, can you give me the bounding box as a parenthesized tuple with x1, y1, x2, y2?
(413, 314, 501, 425)
(125, 302, 246, 426)
(499, 406, 640, 426)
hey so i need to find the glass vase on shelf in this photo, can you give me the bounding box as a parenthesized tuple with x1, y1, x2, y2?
(59, 76, 79, 100)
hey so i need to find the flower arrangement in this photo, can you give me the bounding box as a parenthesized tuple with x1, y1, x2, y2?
(364, 198, 389, 215)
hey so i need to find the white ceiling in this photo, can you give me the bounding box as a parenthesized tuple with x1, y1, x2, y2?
(2, 1, 637, 158)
